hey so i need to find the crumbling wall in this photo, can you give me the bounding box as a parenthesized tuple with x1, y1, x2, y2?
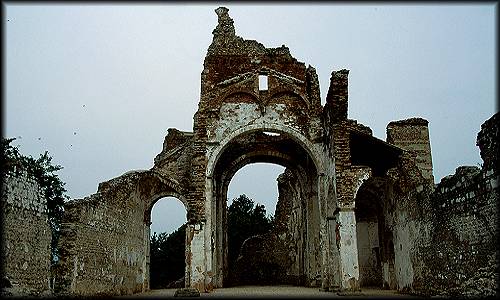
(382, 117, 435, 292)
(48, 6, 499, 297)
(55, 172, 148, 296)
(54, 123, 197, 296)
(415, 112, 499, 297)
(385, 113, 499, 297)
(231, 233, 293, 286)
(421, 163, 498, 296)
(274, 168, 307, 284)
(1, 170, 51, 295)
(153, 128, 195, 197)
(381, 147, 432, 292)
(323, 69, 369, 292)
(231, 169, 305, 286)
(55, 169, 189, 296)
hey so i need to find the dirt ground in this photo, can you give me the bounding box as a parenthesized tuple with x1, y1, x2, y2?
(119, 285, 419, 298)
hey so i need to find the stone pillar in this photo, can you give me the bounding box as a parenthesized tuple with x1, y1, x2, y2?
(143, 222, 152, 292)
(318, 173, 330, 291)
(327, 217, 342, 291)
(203, 177, 215, 291)
(336, 208, 360, 291)
(186, 222, 206, 292)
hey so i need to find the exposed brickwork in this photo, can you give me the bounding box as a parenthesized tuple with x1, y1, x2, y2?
(387, 118, 434, 184)
(1, 170, 51, 296)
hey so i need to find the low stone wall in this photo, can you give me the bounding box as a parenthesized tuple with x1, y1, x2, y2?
(1, 170, 51, 295)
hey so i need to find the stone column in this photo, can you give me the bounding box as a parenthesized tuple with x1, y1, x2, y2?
(187, 222, 206, 292)
(204, 177, 215, 291)
(143, 222, 152, 292)
(317, 173, 330, 290)
(336, 208, 360, 291)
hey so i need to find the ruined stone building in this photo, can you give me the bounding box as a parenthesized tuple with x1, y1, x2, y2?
(2, 7, 497, 297)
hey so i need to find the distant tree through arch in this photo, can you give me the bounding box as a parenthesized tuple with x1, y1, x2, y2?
(149, 197, 187, 289)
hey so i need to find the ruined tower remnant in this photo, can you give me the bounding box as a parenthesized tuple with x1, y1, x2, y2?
(387, 118, 434, 183)
(50, 7, 498, 297)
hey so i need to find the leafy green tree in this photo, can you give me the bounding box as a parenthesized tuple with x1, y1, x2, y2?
(1, 137, 68, 264)
(149, 223, 186, 289)
(226, 194, 273, 285)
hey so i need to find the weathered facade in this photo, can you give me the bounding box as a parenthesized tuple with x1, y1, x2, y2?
(49, 7, 498, 297)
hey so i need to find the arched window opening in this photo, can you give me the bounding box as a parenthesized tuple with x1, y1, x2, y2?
(149, 197, 187, 290)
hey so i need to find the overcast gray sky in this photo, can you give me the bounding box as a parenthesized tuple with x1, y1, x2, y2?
(4, 4, 496, 235)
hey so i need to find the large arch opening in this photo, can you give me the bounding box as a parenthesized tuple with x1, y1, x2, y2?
(148, 197, 187, 290)
(209, 128, 322, 288)
(225, 163, 284, 286)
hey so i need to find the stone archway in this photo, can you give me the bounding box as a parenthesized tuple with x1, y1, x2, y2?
(207, 128, 322, 287)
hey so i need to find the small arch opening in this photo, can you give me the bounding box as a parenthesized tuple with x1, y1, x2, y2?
(149, 197, 187, 290)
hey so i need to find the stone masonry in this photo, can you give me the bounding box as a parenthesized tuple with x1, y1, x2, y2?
(1, 170, 52, 296)
(49, 7, 498, 297)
